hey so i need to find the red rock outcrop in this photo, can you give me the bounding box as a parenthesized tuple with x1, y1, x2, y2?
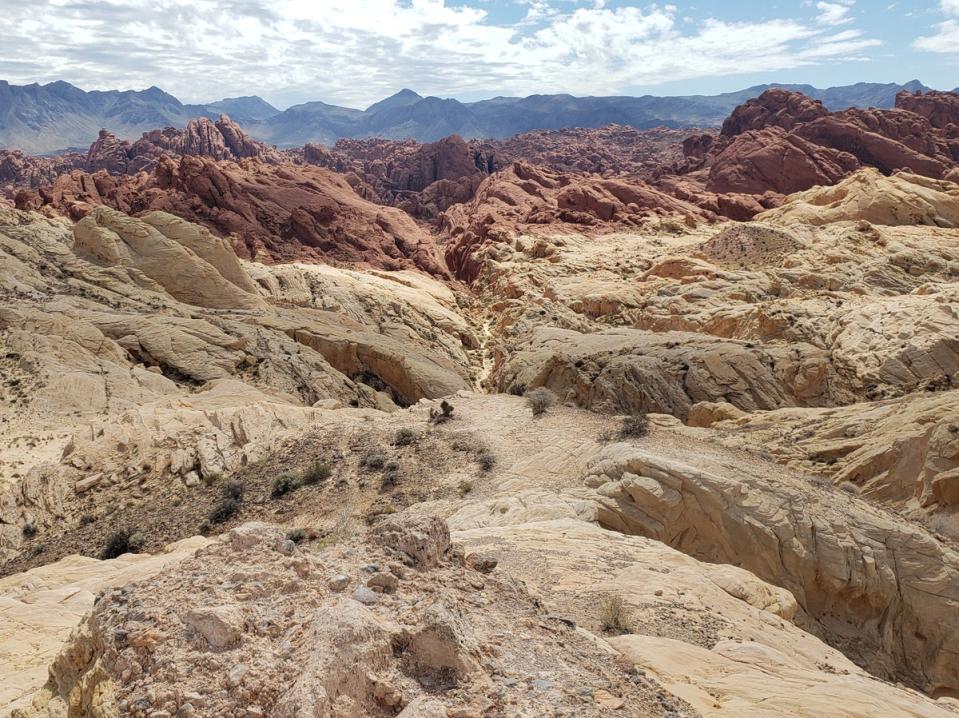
(442, 161, 711, 281)
(299, 135, 493, 219)
(895, 90, 959, 130)
(31, 155, 448, 274)
(134, 115, 283, 164)
(0, 149, 86, 192)
(688, 89, 959, 197)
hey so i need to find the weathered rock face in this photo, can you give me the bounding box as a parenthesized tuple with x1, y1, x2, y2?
(84, 115, 283, 177)
(496, 325, 841, 419)
(583, 444, 959, 696)
(687, 88, 959, 198)
(17, 517, 695, 718)
(30, 154, 449, 272)
(456, 519, 958, 718)
(300, 134, 493, 219)
(897, 89, 959, 130)
(0, 208, 473, 561)
(706, 126, 860, 195)
(133, 115, 283, 165)
(0, 150, 87, 191)
(442, 161, 710, 281)
(757, 169, 959, 227)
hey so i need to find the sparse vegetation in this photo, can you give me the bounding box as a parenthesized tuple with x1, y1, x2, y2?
(271, 474, 299, 498)
(477, 449, 496, 473)
(286, 528, 307, 543)
(223, 480, 245, 501)
(381, 460, 402, 489)
(458, 480, 474, 496)
(301, 461, 332, 486)
(21, 522, 37, 539)
(598, 592, 633, 635)
(79, 513, 96, 527)
(127, 531, 146, 553)
(393, 428, 418, 446)
(209, 497, 241, 524)
(839, 481, 862, 495)
(618, 413, 649, 439)
(360, 448, 388, 470)
(101, 529, 140, 559)
(209, 480, 245, 525)
(429, 400, 455, 424)
(526, 387, 556, 416)
(508, 384, 527, 396)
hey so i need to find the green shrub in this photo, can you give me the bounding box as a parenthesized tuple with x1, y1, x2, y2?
(526, 387, 556, 416)
(618, 413, 649, 439)
(222, 480, 245, 501)
(360, 449, 387, 470)
(301, 461, 332, 486)
(127, 531, 146, 553)
(209, 497, 241, 524)
(477, 450, 495, 473)
(598, 593, 633, 635)
(381, 463, 402, 489)
(394, 428, 418, 446)
(286, 528, 307, 543)
(21, 522, 37, 539)
(100, 529, 138, 559)
(272, 474, 299, 498)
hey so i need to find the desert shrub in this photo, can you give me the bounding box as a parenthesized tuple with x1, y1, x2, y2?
(127, 531, 146, 553)
(526, 387, 556, 416)
(429, 400, 455, 424)
(458, 480, 474, 497)
(100, 529, 138, 559)
(360, 448, 388, 470)
(394, 428, 418, 447)
(508, 384, 527, 397)
(839, 481, 861, 495)
(286, 528, 307, 544)
(598, 593, 633, 635)
(301, 461, 332, 486)
(618, 413, 649, 439)
(272, 474, 299, 498)
(381, 462, 402, 489)
(222, 480, 245, 501)
(209, 497, 241, 524)
(21, 522, 37, 539)
(477, 450, 496, 473)
(79, 513, 96, 527)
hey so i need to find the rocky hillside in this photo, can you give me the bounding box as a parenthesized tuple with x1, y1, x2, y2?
(1, 88, 959, 718)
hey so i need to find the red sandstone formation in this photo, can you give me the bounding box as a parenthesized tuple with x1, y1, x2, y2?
(25, 155, 447, 275)
(0, 149, 86, 192)
(441, 161, 711, 281)
(684, 89, 959, 197)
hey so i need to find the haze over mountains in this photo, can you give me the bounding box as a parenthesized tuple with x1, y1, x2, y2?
(0, 78, 935, 154)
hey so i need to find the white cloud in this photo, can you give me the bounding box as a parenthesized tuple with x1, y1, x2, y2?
(815, 1, 854, 26)
(915, 0, 959, 53)
(0, 0, 881, 107)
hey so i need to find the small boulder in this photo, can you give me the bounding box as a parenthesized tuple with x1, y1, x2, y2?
(183, 606, 244, 649)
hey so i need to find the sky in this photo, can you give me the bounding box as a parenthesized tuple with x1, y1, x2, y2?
(0, 0, 956, 110)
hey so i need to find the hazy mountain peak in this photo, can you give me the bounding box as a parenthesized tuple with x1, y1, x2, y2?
(366, 88, 424, 114)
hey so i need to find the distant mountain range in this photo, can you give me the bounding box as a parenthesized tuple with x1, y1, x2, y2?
(0, 79, 937, 154)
